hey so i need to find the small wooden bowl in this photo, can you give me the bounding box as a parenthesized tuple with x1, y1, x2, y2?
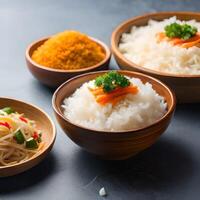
(26, 36, 111, 88)
(0, 97, 56, 177)
(52, 70, 176, 160)
(111, 12, 200, 103)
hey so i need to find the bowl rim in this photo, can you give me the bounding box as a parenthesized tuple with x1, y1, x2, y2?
(26, 35, 111, 73)
(52, 70, 176, 135)
(111, 11, 200, 78)
(0, 97, 56, 170)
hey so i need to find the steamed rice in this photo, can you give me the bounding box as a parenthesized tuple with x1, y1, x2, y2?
(119, 17, 200, 75)
(62, 77, 167, 131)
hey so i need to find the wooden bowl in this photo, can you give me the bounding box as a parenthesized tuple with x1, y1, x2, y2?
(26, 36, 111, 88)
(0, 97, 56, 177)
(111, 11, 200, 103)
(52, 70, 176, 160)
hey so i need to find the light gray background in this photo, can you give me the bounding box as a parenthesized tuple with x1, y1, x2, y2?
(0, 0, 200, 199)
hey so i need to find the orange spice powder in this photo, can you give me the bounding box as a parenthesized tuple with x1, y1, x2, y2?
(31, 31, 105, 70)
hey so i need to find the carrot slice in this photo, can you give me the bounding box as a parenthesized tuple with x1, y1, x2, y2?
(96, 91, 127, 104)
(170, 38, 183, 45)
(89, 85, 138, 106)
(156, 32, 200, 48)
(95, 86, 138, 105)
(96, 87, 137, 102)
(156, 32, 183, 45)
(169, 35, 200, 45)
(181, 38, 200, 48)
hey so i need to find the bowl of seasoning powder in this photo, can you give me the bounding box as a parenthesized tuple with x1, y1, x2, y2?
(26, 31, 111, 87)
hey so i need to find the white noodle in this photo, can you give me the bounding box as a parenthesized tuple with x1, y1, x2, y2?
(0, 112, 43, 166)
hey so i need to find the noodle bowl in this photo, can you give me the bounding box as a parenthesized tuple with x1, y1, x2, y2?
(0, 107, 44, 166)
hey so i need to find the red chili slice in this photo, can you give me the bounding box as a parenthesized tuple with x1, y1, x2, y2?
(19, 117, 28, 123)
(33, 132, 39, 140)
(0, 122, 11, 129)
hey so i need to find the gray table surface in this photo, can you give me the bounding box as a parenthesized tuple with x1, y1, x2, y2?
(0, 0, 200, 199)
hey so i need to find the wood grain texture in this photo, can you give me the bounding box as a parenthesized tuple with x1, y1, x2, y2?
(52, 70, 176, 160)
(0, 97, 56, 177)
(26, 36, 111, 88)
(111, 12, 200, 103)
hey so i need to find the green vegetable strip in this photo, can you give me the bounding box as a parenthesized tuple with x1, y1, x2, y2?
(95, 71, 130, 93)
(26, 137, 38, 149)
(164, 22, 198, 40)
(14, 130, 25, 144)
(1, 107, 15, 114)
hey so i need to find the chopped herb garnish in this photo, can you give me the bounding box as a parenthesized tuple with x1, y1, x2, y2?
(164, 22, 198, 40)
(94, 71, 130, 93)
(1, 107, 15, 114)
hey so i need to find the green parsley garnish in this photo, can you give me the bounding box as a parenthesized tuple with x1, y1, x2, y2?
(1, 107, 15, 114)
(164, 22, 198, 40)
(94, 71, 130, 93)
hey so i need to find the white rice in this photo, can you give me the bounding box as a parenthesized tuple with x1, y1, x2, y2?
(119, 17, 200, 75)
(62, 77, 167, 131)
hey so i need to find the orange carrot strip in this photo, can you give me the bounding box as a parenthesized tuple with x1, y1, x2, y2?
(170, 38, 183, 45)
(156, 32, 200, 48)
(96, 87, 137, 102)
(156, 33, 183, 45)
(89, 85, 139, 106)
(91, 86, 122, 98)
(96, 86, 138, 105)
(96, 91, 128, 104)
(181, 38, 200, 48)
(171, 34, 200, 46)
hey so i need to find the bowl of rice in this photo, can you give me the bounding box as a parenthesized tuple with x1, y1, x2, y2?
(52, 70, 176, 160)
(111, 12, 200, 103)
